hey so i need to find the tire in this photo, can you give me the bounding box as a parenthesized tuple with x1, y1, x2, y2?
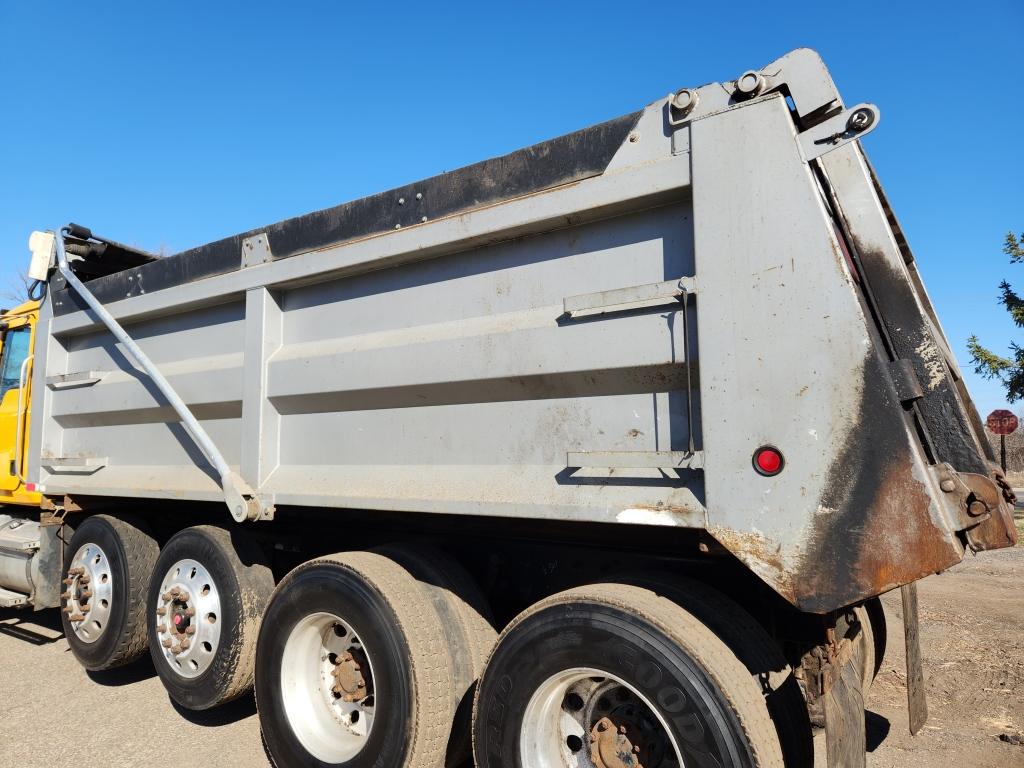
(256, 551, 454, 768)
(473, 583, 785, 768)
(374, 543, 498, 765)
(854, 597, 886, 693)
(147, 525, 273, 710)
(62, 514, 159, 671)
(622, 573, 814, 767)
(863, 596, 887, 682)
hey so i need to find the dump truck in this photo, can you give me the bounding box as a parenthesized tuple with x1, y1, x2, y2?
(0, 48, 1016, 768)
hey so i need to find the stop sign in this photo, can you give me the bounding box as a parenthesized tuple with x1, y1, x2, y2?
(986, 409, 1019, 436)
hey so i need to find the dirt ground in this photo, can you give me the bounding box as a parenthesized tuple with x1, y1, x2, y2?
(853, 545, 1024, 767)
(1, 544, 1022, 767)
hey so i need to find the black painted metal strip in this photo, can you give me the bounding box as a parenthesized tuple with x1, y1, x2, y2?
(54, 110, 642, 316)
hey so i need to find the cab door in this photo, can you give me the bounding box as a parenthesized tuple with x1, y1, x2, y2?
(0, 314, 35, 496)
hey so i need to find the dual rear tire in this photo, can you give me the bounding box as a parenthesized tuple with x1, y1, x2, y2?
(147, 525, 274, 710)
(256, 546, 496, 768)
(473, 583, 787, 768)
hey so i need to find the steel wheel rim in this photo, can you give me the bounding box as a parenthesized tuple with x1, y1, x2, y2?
(154, 558, 223, 679)
(521, 667, 684, 768)
(280, 612, 377, 763)
(64, 543, 114, 644)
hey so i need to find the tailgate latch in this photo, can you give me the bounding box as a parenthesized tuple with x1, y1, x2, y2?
(936, 463, 1018, 550)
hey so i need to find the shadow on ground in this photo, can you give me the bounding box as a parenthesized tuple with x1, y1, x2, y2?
(866, 710, 891, 752)
(87, 655, 159, 686)
(172, 693, 257, 726)
(0, 606, 64, 645)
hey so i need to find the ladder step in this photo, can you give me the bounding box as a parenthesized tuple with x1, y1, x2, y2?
(0, 586, 29, 608)
(46, 370, 108, 389)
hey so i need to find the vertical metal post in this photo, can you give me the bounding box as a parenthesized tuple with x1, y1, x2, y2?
(1000, 434, 1006, 474)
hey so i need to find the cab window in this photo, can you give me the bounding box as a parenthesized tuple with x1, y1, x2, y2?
(0, 327, 31, 400)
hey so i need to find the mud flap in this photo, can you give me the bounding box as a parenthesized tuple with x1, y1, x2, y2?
(824, 652, 866, 768)
(901, 582, 929, 734)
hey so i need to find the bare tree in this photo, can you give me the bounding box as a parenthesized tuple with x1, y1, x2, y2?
(0, 271, 32, 305)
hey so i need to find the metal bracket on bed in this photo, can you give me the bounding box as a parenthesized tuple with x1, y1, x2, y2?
(567, 450, 705, 470)
(563, 277, 696, 317)
(47, 227, 273, 523)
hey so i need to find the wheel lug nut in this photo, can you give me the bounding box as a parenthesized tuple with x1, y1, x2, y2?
(156, 607, 167, 617)
(162, 638, 173, 648)
(156, 624, 167, 633)
(185, 626, 196, 635)
(184, 608, 195, 617)
(81, 605, 91, 614)
(162, 592, 174, 601)
(180, 638, 191, 650)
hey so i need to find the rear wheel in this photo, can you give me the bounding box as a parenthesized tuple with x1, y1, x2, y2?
(473, 583, 785, 768)
(147, 525, 273, 710)
(256, 551, 454, 768)
(62, 515, 158, 671)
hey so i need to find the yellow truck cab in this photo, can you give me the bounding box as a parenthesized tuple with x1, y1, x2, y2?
(0, 298, 41, 506)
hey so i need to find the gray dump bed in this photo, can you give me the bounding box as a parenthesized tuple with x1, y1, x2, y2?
(29, 49, 1017, 613)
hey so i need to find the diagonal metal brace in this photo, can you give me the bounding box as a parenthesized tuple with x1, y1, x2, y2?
(51, 227, 271, 522)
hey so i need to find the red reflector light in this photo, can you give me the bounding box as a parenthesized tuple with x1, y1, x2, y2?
(753, 446, 784, 476)
(24, 483, 36, 492)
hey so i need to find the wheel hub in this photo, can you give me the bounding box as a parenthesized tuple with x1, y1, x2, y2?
(332, 649, 370, 703)
(520, 669, 682, 768)
(589, 704, 665, 768)
(62, 544, 113, 644)
(280, 613, 377, 763)
(155, 559, 222, 678)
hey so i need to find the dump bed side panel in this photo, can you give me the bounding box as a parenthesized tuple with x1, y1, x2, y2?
(32, 127, 705, 525)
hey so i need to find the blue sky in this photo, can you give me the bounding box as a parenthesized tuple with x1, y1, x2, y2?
(1, 1, 1021, 417)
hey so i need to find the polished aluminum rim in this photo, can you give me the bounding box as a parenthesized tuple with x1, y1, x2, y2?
(64, 543, 114, 644)
(521, 667, 684, 768)
(280, 612, 376, 763)
(154, 558, 223, 679)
